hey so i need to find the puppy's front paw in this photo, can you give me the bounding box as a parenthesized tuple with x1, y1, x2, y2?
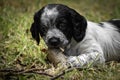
(67, 56, 82, 67)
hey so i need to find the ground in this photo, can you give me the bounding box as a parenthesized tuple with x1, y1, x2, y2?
(0, 0, 120, 80)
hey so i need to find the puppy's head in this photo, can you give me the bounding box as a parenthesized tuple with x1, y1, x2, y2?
(30, 4, 87, 48)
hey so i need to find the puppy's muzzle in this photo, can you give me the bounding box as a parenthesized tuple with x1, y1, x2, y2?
(48, 37, 60, 47)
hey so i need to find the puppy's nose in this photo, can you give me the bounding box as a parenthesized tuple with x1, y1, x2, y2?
(48, 37, 60, 46)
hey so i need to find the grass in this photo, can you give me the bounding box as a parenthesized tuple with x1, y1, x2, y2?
(0, 0, 120, 80)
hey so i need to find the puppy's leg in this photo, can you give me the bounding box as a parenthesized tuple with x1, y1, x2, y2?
(67, 43, 105, 67)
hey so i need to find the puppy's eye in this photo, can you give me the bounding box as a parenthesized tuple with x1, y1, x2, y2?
(58, 23, 66, 30)
(41, 27, 46, 32)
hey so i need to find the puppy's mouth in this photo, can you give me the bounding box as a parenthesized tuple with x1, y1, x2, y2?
(47, 43, 63, 49)
(48, 46, 65, 52)
(48, 45, 60, 49)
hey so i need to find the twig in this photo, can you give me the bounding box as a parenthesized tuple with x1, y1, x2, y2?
(31, 71, 53, 77)
(51, 67, 87, 80)
(0, 68, 53, 77)
(0, 68, 44, 73)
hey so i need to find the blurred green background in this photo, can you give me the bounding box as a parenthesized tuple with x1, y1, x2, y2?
(0, 0, 120, 80)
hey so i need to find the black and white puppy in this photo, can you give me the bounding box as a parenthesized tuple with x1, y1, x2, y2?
(30, 4, 120, 67)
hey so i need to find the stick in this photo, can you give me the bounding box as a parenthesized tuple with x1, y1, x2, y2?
(0, 68, 53, 77)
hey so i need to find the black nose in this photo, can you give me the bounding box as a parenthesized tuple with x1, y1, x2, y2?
(48, 37, 60, 47)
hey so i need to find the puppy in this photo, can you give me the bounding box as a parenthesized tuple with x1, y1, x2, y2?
(30, 4, 120, 67)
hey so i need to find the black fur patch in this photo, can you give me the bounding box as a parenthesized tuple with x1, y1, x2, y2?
(56, 4, 87, 42)
(108, 19, 120, 30)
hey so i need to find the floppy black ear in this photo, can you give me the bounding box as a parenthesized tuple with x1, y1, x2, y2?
(70, 9, 87, 42)
(30, 12, 41, 45)
(30, 22, 40, 45)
